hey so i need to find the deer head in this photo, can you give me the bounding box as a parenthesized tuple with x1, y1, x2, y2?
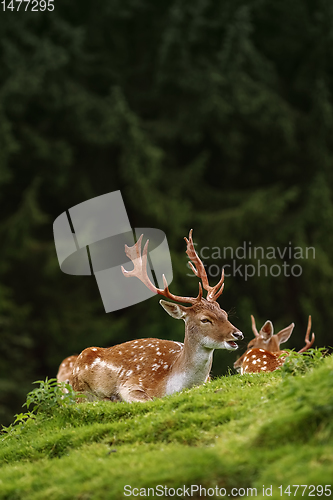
(246, 315, 294, 351)
(71, 230, 243, 402)
(121, 230, 243, 351)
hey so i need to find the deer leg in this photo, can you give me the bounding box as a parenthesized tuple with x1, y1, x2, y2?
(102, 395, 122, 402)
(119, 385, 152, 403)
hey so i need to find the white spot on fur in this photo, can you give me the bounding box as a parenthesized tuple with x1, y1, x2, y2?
(262, 366, 267, 370)
(252, 360, 257, 365)
(263, 361, 267, 365)
(92, 359, 122, 374)
(175, 342, 184, 348)
(126, 370, 133, 376)
(92, 348, 97, 351)
(263, 355, 267, 358)
(259, 349, 265, 352)
(91, 357, 101, 368)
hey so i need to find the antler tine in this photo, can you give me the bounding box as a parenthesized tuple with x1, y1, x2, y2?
(298, 315, 315, 353)
(121, 235, 201, 305)
(160, 274, 203, 303)
(251, 315, 260, 337)
(185, 229, 224, 302)
(121, 235, 156, 294)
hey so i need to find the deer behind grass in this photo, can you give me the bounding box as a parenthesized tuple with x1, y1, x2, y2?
(234, 315, 315, 374)
(71, 230, 243, 402)
(57, 355, 78, 388)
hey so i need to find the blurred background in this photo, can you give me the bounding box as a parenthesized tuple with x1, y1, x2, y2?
(1, 0, 333, 426)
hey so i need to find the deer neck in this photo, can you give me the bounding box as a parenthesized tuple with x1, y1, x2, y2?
(165, 322, 213, 395)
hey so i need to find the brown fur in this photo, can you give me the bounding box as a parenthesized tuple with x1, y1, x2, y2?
(235, 315, 314, 374)
(72, 300, 243, 402)
(57, 355, 78, 386)
(67, 230, 244, 401)
(239, 348, 287, 374)
(234, 317, 294, 371)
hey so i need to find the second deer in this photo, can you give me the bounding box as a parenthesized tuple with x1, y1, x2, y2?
(234, 315, 315, 374)
(71, 230, 243, 402)
(57, 355, 78, 388)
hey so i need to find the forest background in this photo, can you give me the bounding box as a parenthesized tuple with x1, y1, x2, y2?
(1, 0, 333, 425)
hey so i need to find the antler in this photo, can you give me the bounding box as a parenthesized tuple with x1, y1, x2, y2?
(121, 234, 202, 305)
(251, 315, 260, 337)
(298, 315, 315, 353)
(184, 229, 224, 302)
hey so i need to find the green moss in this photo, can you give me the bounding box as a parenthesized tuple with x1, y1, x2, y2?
(0, 354, 332, 499)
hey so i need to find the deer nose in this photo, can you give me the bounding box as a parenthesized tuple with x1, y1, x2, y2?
(232, 331, 243, 340)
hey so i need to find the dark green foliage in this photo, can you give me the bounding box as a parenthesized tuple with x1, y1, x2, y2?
(0, 411, 36, 443)
(23, 377, 80, 413)
(0, 0, 333, 425)
(279, 347, 327, 377)
(1, 378, 80, 442)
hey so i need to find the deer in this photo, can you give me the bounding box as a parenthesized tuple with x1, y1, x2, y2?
(57, 355, 78, 388)
(234, 314, 315, 374)
(71, 230, 243, 402)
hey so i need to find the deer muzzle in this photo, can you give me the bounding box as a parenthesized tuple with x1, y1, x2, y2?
(225, 330, 243, 349)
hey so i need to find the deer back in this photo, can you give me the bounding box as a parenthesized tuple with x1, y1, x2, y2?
(240, 348, 288, 374)
(235, 315, 314, 374)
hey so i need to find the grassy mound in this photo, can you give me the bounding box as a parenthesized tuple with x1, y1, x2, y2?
(0, 351, 332, 499)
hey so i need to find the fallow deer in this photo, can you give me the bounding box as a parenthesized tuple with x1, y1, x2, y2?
(234, 315, 315, 374)
(71, 230, 243, 402)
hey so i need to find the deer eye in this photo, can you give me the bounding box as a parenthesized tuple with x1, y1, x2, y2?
(201, 318, 212, 324)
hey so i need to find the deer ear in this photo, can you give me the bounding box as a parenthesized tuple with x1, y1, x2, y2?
(259, 320, 273, 340)
(159, 300, 186, 319)
(276, 323, 295, 344)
